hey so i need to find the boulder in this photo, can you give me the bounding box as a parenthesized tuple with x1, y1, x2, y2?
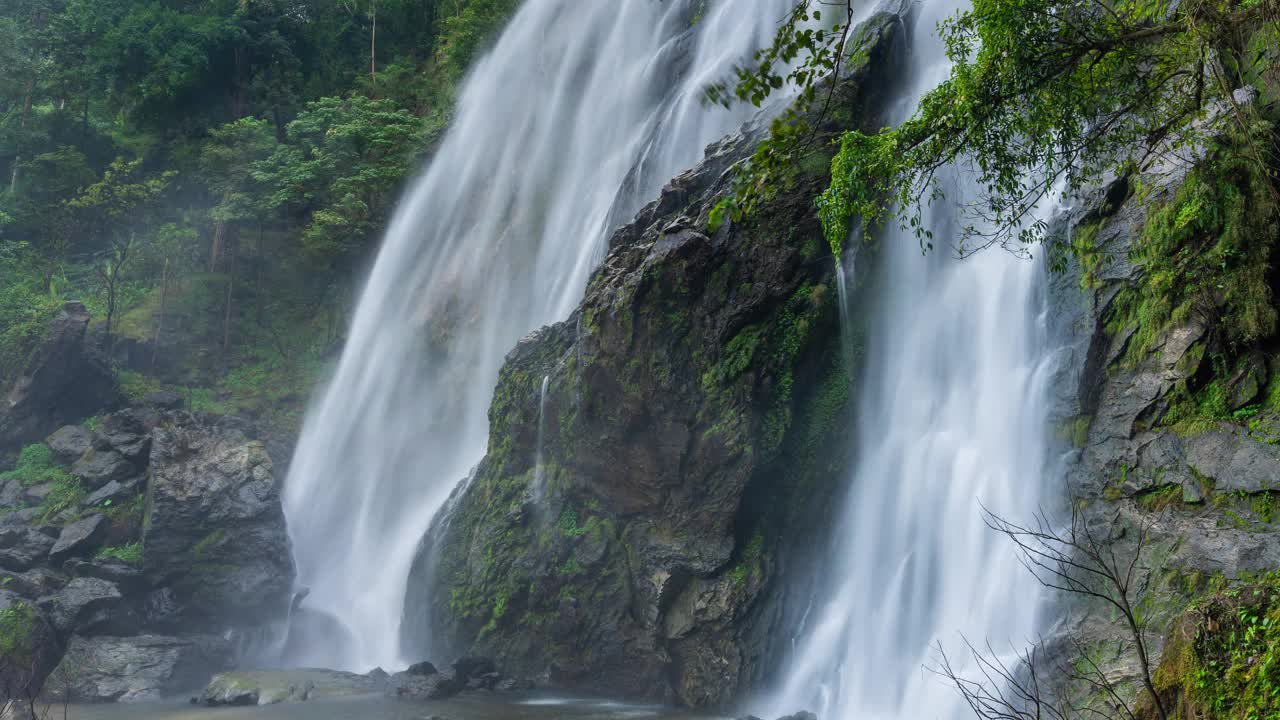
(0, 591, 61, 702)
(450, 656, 495, 683)
(40, 576, 137, 636)
(0, 302, 120, 451)
(201, 669, 383, 706)
(0, 527, 54, 571)
(386, 670, 460, 701)
(1182, 429, 1280, 495)
(46, 634, 233, 703)
(406, 660, 438, 676)
(0, 567, 68, 599)
(91, 410, 152, 462)
(70, 448, 135, 490)
(0, 478, 22, 508)
(81, 477, 142, 512)
(143, 412, 295, 630)
(48, 514, 108, 563)
(45, 425, 92, 464)
(62, 557, 144, 590)
(20, 483, 53, 508)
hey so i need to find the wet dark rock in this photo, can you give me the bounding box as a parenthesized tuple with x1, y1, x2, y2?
(406, 660, 439, 676)
(46, 425, 92, 464)
(49, 513, 108, 563)
(71, 448, 135, 490)
(366, 667, 390, 683)
(0, 566, 68, 598)
(20, 482, 53, 507)
(40, 576, 138, 636)
(91, 409, 153, 462)
(386, 670, 460, 700)
(63, 556, 145, 590)
(776, 713, 818, 720)
(0, 527, 55, 571)
(141, 587, 183, 627)
(47, 634, 234, 703)
(81, 476, 141, 509)
(450, 656, 495, 683)
(143, 411, 295, 630)
(0, 302, 120, 451)
(0, 478, 22, 507)
(466, 672, 502, 691)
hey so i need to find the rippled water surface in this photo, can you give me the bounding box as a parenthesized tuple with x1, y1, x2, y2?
(64, 695, 723, 720)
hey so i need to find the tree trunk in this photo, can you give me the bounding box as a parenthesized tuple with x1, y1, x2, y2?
(104, 273, 117, 353)
(255, 223, 266, 326)
(9, 79, 34, 194)
(209, 219, 226, 272)
(370, 0, 378, 90)
(151, 257, 170, 373)
(223, 237, 237, 359)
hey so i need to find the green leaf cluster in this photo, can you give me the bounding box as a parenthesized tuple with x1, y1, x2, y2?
(717, 0, 1280, 257)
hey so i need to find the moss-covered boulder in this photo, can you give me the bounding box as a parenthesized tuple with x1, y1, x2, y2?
(399, 9, 907, 706)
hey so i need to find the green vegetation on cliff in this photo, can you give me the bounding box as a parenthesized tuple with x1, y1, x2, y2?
(1150, 575, 1280, 720)
(717, 0, 1279, 257)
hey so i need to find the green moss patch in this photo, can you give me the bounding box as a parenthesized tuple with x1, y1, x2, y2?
(1151, 575, 1280, 720)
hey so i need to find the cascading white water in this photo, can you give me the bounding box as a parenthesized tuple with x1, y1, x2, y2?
(281, 0, 799, 671)
(760, 2, 1063, 718)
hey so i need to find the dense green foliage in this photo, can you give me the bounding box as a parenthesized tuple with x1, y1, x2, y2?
(716, 0, 1280, 256)
(1152, 575, 1280, 720)
(0, 0, 519, 424)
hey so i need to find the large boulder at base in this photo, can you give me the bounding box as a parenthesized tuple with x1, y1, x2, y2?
(0, 302, 120, 451)
(45, 634, 234, 702)
(201, 670, 384, 706)
(142, 412, 294, 630)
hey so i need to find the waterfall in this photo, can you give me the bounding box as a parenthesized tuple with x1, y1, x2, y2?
(281, 0, 798, 671)
(759, 1, 1063, 718)
(529, 374, 551, 505)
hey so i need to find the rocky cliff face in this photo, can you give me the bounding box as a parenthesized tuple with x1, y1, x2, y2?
(1046, 138, 1280, 714)
(0, 402, 295, 704)
(399, 10, 907, 706)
